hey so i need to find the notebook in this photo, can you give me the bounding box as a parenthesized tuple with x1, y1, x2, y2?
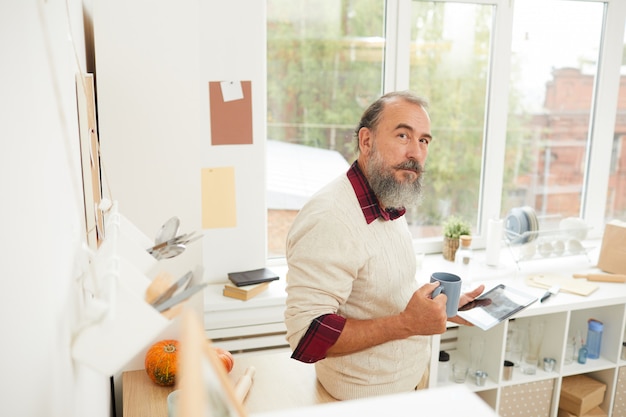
(457, 284, 538, 331)
(227, 268, 280, 287)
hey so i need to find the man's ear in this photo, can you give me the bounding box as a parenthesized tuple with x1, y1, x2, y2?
(358, 127, 373, 156)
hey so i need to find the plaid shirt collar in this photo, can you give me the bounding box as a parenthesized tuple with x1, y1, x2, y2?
(347, 161, 406, 224)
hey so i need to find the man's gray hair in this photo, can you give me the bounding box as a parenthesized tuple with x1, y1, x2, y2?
(354, 91, 429, 154)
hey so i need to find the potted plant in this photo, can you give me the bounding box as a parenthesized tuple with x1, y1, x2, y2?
(442, 216, 471, 261)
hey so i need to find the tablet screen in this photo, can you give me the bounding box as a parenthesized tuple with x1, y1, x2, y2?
(457, 284, 538, 331)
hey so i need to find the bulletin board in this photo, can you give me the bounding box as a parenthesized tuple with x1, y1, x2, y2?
(208, 81, 253, 146)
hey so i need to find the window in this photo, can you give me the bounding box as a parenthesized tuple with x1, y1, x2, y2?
(267, 0, 626, 258)
(503, 0, 604, 229)
(407, 2, 493, 238)
(266, 0, 386, 257)
(606, 30, 626, 220)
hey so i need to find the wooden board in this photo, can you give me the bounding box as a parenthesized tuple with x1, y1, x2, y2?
(75, 73, 104, 249)
(123, 370, 174, 417)
(526, 274, 599, 296)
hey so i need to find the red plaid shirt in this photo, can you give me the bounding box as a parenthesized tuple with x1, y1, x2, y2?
(291, 161, 406, 363)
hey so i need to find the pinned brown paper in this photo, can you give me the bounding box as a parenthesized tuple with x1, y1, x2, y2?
(597, 220, 626, 275)
(208, 81, 253, 146)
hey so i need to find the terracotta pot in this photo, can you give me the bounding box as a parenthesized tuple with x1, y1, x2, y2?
(443, 236, 460, 262)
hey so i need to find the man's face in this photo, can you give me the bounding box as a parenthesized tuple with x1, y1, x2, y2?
(358, 99, 432, 210)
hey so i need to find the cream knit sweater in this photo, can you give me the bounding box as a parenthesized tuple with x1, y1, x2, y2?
(284, 174, 430, 400)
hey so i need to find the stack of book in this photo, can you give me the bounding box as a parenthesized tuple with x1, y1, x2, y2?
(222, 268, 279, 301)
(223, 281, 271, 301)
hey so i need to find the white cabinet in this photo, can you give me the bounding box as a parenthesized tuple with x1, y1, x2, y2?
(203, 269, 289, 354)
(431, 276, 626, 417)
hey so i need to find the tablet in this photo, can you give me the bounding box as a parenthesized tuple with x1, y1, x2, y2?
(456, 284, 538, 331)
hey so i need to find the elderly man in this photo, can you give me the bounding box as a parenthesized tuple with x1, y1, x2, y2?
(284, 91, 484, 400)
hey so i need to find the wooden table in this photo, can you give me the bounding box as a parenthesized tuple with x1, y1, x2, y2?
(122, 350, 500, 417)
(122, 370, 175, 417)
(122, 351, 336, 416)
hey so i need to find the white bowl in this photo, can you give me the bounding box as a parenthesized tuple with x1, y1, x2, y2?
(559, 217, 588, 240)
(519, 242, 536, 260)
(567, 239, 585, 255)
(552, 240, 565, 256)
(167, 390, 180, 417)
(538, 241, 553, 257)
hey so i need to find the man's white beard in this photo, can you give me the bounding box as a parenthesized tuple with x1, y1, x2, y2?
(366, 147, 424, 210)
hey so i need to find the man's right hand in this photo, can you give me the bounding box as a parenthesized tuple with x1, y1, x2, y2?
(400, 282, 449, 335)
(326, 282, 449, 356)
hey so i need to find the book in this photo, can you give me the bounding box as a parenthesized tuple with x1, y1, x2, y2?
(223, 282, 270, 301)
(456, 284, 538, 331)
(227, 268, 280, 287)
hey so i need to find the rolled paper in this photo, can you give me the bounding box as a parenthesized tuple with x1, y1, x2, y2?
(486, 218, 503, 266)
(234, 366, 256, 401)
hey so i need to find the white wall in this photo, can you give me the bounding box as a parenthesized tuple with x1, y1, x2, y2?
(94, 0, 268, 284)
(0, 1, 266, 415)
(0, 1, 110, 416)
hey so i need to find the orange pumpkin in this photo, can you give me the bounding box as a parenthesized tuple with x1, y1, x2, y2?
(145, 339, 179, 386)
(214, 346, 234, 373)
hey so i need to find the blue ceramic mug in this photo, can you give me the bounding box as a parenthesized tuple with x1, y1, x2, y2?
(430, 272, 462, 317)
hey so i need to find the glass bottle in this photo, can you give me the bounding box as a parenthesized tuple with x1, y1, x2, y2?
(456, 235, 473, 266)
(578, 341, 588, 364)
(438, 351, 450, 384)
(586, 319, 603, 359)
(455, 235, 473, 286)
(565, 335, 576, 365)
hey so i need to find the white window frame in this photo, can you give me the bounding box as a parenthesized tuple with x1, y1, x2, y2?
(382, 0, 626, 254)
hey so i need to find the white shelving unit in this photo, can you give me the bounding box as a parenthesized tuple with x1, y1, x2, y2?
(430, 264, 626, 417)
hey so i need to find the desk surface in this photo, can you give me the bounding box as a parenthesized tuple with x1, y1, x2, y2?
(229, 351, 337, 412)
(253, 384, 499, 417)
(123, 351, 336, 417)
(123, 352, 497, 417)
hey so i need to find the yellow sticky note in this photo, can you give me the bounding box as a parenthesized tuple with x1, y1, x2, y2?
(201, 167, 236, 228)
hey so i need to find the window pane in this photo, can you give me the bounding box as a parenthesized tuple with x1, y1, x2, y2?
(408, 1, 494, 237)
(606, 31, 626, 221)
(503, 0, 604, 229)
(266, 0, 385, 257)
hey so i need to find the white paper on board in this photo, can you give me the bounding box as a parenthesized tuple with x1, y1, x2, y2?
(220, 81, 244, 102)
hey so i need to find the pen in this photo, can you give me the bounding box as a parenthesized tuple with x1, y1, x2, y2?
(540, 291, 552, 303)
(540, 285, 560, 303)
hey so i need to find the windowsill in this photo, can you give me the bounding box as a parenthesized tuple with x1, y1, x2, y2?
(204, 239, 602, 315)
(265, 238, 601, 287)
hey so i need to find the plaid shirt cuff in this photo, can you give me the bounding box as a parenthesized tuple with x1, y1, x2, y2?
(291, 314, 346, 363)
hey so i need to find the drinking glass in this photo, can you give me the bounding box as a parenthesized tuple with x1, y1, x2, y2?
(521, 320, 545, 375)
(470, 336, 485, 373)
(452, 362, 469, 383)
(505, 321, 523, 367)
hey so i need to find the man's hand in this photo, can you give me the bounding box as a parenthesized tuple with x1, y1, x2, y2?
(448, 284, 486, 326)
(400, 281, 449, 335)
(327, 282, 449, 356)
